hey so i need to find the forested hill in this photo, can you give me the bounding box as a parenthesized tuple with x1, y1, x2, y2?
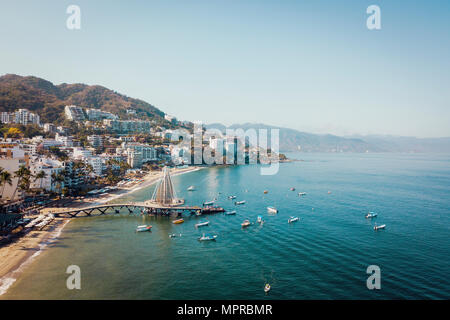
(0, 74, 166, 123)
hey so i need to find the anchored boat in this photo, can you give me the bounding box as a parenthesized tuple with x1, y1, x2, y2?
(264, 284, 271, 293)
(257, 215, 263, 224)
(187, 185, 195, 191)
(374, 224, 386, 231)
(288, 216, 299, 223)
(203, 200, 215, 206)
(195, 221, 209, 228)
(267, 206, 278, 214)
(298, 192, 306, 196)
(365, 212, 378, 219)
(198, 233, 217, 241)
(136, 225, 152, 232)
(290, 187, 296, 191)
(172, 218, 184, 224)
(235, 200, 246, 205)
(228, 195, 237, 200)
(225, 210, 236, 215)
(241, 219, 251, 227)
(263, 190, 268, 194)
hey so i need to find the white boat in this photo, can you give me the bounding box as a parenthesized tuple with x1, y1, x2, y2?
(203, 200, 215, 206)
(136, 225, 152, 232)
(374, 224, 386, 231)
(235, 200, 246, 205)
(187, 185, 195, 191)
(288, 216, 299, 223)
(228, 195, 237, 200)
(195, 221, 210, 228)
(225, 210, 236, 215)
(365, 212, 378, 219)
(257, 215, 263, 223)
(298, 192, 307, 196)
(198, 233, 217, 241)
(264, 284, 271, 293)
(241, 219, 251, 227)
(267, 206, 278, 214)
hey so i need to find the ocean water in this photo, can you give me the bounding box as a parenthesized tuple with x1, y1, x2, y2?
(2, 153, 450, 299)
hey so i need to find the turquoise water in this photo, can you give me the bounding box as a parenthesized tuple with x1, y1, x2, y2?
(2, 153, 450, 299)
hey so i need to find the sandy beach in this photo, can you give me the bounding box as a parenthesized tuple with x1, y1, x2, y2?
(0, 165, 203, 296)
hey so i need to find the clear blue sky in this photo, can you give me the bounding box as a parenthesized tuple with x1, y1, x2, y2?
(1, 0, 449, 137)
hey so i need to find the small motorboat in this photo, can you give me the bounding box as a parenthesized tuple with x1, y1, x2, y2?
(198, 233, 217, 241)
(288, 216, 299, 223)
(298, 192, 307, 196)
(225, 210, 236, 215)
(374, 224, 386, 231)
(241, 219, 251, 227)
(172, 218, 184, 224)
(267, 206, 278, 214)
(257, 215, 263, 224)
(365, 212, 378, 219)
(228, 195, 237, 200)
(195, 221, 210, 228)
(169, 233, 180, 238)
(290, 187, 295, 191)
(235, 200, 246, 205)
(264, 284, 271, 293)
(203, 200, 215, 206)
(187, 185, 195, 191)
(328, 191, 332, 194)
(136, 225, 152, 232)
(263, 190, 268, 194)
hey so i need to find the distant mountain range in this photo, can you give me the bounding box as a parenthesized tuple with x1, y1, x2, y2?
(0, 74, 166, 123)
(206, 123, 450, 153)
(1, 74, 448, 153)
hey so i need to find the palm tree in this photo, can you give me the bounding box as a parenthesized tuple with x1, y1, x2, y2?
(34, 170, 47, 190)
(0, 169, 13, 199)
(55, 173, 65, 194)
(11, 165, 32, 200)
(50, 171, 57, 193)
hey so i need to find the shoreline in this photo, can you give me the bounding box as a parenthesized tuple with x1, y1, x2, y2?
(0, 165, 203, 297)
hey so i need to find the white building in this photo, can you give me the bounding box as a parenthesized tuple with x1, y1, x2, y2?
(85, 108, 118, 121)
(1, 112, 14, 124)
(42, 139, 63, 149)
(15, 109, 40, 125)
(43, 123, 56, 133)
(85, 156, 103, 176)
(29, 157, 64, 192)
(87, 135, 103, 149)
(73, 147, 93, 159)
(0, 158, 27, 201)
(65, 105, 86, 121)
(55, 134, 74, 147)
(127, 149, 143, 169)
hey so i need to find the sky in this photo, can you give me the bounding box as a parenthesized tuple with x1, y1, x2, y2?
(0, 0, 449, 138)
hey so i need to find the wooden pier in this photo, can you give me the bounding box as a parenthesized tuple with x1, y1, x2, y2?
(52, 203, 205, 218)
